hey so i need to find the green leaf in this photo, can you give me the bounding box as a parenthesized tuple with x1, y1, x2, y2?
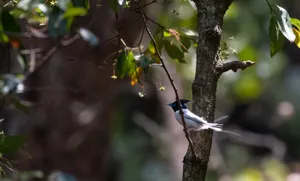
(116, 50, 137, 78)
(63, 7, 87, 18)
(1, 9, 21, 33)
(0, 10, 8, 43)
(79, 28, 99, 46)
(291, 18, 300, 31)
(272, 5, 295, 42)
(163, 40, 185, 63)
(163, 30, 172, 38)
(0, 135, 26, 154)
(180, 36, 192, 52)
(48, 7, 68, 38)
(116, 50, 127, 78)
(269, 16, 285, 57)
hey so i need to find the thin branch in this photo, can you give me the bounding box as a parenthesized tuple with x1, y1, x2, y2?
(136, 0, 197, 159)
(27, 34, 80, 75)
(5, 31, 48, 39)
(61, 34, 81, 46)
(144, 14, 165, 29)
(216, 60, 255, 75)
(133, 0, 158, 11)
(133, 7, 166, 29)
(20, 48, 42, 54)
(0, 160, 17, 173)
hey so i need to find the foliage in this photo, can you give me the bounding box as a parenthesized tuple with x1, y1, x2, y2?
(0, 0, 298, 91)
(0, 0, 298, 180)
(0, 132, 26, 176)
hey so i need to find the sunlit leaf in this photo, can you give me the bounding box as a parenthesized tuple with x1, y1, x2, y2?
(0, 135, 26, 154)
(291, 18, 300, 31)
(272, 5, 295, 42)
(163, 31, 172, 38)
(79, 28, 99, 46)
(269, 16, 285, 57)
(292, 28, 300, 48)
(116, 50, 138, 82)
(63, 7, 87, 18)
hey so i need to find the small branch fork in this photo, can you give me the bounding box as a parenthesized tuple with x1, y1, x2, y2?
(135, 0, 197, 158)
(216, 60, 255, 75)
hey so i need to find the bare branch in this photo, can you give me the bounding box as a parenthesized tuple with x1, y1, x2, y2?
(216, 60, 255, 74)
(135, 0, 197, 159)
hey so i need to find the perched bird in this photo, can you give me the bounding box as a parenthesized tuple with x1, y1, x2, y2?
(168, 99, 235, 134)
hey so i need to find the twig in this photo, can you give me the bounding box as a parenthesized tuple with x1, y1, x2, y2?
(135, 0, 197, 159)
(144, 14, 165, 29)
(5, 31, 48, 39)
(133, 0, 158, 11)
(61, 34, 81, 46)
(216, 60, 255, 75)
(29, 33, 93, 74)
(133, 7, 166, 29)
(0, 160, 17, 173)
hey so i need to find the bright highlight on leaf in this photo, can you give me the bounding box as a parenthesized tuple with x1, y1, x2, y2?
(271, 5, 295, 42)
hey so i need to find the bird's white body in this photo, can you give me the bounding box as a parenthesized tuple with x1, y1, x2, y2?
(174, 109, 225, 131)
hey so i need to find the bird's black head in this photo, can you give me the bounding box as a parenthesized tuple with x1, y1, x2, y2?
(168, 99, 191, 112)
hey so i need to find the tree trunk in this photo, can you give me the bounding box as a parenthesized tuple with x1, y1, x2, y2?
(183, 0, 233, 181)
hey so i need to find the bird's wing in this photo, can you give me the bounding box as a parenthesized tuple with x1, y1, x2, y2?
(183, 109, 208, 124)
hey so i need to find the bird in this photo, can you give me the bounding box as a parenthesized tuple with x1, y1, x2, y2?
(168, 99, 237, 135)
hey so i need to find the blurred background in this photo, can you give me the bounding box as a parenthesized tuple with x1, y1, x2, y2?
(1, 0, 300, 181)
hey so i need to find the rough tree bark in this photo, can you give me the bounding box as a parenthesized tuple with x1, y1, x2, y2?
(182, 0, 254, 181)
